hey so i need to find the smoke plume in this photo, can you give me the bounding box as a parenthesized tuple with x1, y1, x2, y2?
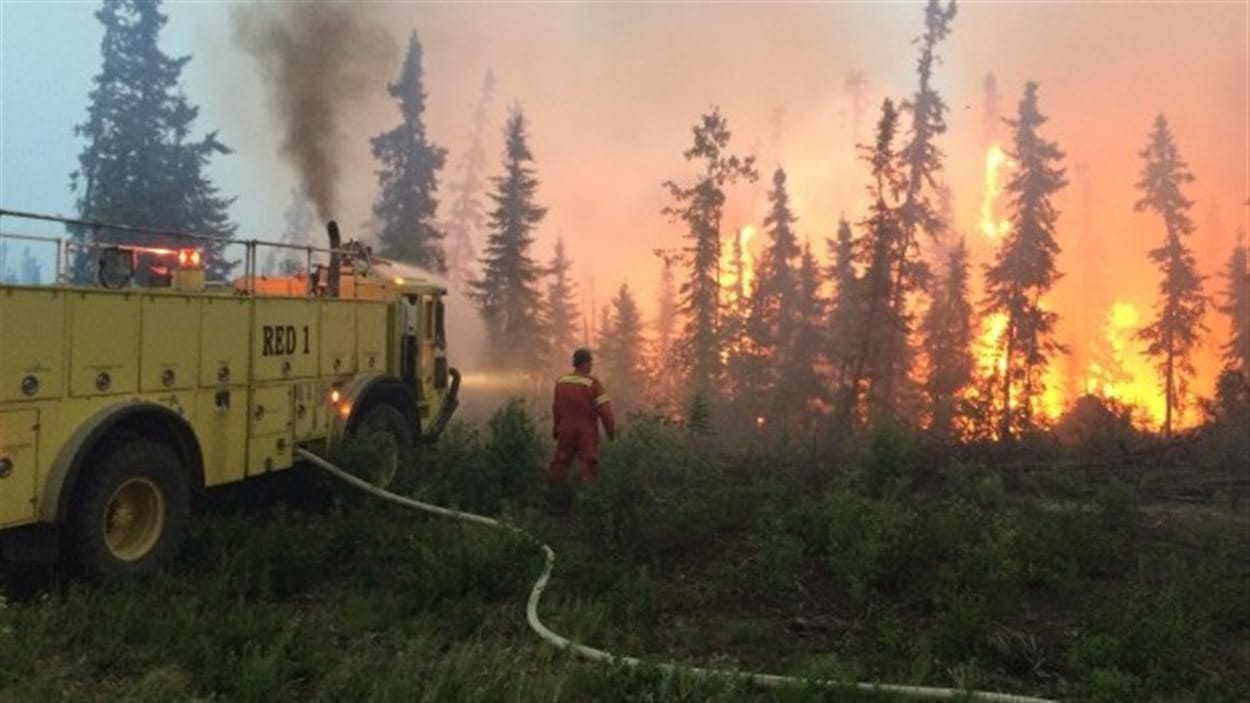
(232, 3, 395, 220)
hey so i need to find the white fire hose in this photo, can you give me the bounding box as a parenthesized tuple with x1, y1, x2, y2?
(297, 448, 1058, 703)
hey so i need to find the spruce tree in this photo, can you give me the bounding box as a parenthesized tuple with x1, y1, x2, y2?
(840, 99, 907, 427)
(593, 302, 615, 383)
(776, 242, 826, 431)
(370, 32, 447, 271)
(729, 253, 769, 427)
(723, 226, 756, 424)
(469, 107, 548, 369)
(543, 238, 580, 371)
(747, 168, 802, 427)
(826, 218, 860, 392)
(596, 304, 614, 350)
(603, 283, 645, 410)
(445, 70, 496, 290)
(71, 0, 236, 280)
(921, 237, 974, 438)
(1134, 114, 1205, 436)
(662, 108, 757, 404)
(1221, 229, 1250, 376)
(982, 81, 1067, 438)
(882, 0, 958, 414)
(756, 169, 802, 349)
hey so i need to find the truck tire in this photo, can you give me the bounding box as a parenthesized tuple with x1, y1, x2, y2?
(351, 404, 415, 489)
(67, 439, 191, 580)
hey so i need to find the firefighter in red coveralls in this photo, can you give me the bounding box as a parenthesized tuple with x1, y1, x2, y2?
(548, 348, 616, 515)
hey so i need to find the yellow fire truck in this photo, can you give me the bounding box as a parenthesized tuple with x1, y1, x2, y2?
(0, 209, 460, 578)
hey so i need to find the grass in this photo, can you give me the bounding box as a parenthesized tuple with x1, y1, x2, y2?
(2, 405, 1247, 702)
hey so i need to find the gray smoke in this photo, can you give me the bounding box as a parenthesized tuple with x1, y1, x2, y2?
(232, 3, 396, 221)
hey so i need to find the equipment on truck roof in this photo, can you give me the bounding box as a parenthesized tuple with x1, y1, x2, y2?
(0, 208, 460, 579)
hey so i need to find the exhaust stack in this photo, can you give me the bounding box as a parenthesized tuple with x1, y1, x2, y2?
(326, 220, 341, 297)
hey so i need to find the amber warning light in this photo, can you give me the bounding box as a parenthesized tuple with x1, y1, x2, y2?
(176, 248, 202, 269)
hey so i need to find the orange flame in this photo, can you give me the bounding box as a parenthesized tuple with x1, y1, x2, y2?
(979, 144, 1012, 240)
(1082, 300, 1199, 430)
(974, 311, 1010, 379)
(720, 225, 758, 298)
(1085, 301, 1139, 400)
(970, 307, 1066, 426)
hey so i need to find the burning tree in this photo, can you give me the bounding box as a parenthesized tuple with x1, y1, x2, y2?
(724, 225, 763, 428)
(662, 108, 758, 406)
(71, 0, 237, 280)
(921, 237, 974, 438)
(840, 99, 908, 428)
(981, 81, 1068, 438)
(470, 107, 549, 370)
(1221, 229, 1250, 377)
(370, 32, 448, 272)
(1135, 114, 1205, 437)
(881, 0, 959, 418)
(444, 70, 496, 291)
(542, 238, 581, 373)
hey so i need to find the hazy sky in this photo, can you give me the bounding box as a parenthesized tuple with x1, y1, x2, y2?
(2, 0, 1247, 398)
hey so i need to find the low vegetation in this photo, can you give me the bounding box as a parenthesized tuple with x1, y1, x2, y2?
(2, 402, 1247, 702)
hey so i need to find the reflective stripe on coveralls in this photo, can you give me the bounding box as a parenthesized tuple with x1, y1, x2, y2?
(550, 373, 614, 485)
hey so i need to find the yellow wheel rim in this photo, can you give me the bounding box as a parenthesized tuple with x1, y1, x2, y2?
(103, 478, 166, 561)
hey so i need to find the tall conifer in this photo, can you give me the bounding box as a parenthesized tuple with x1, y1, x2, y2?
(662, 109, 757, 403)
(1135, 114, 1206, 436)
(71, 0, 236, 280)
(469, 108, 548, 369)
(543, 238, 580, 372)
(982, 81, 1067, 437)
(921, 238, 974, 437)
(370, 32, 447, 271)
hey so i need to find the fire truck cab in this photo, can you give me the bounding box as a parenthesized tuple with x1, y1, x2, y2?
(0, 210, 460, 578)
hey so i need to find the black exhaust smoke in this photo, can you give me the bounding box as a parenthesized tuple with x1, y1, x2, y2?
(232, 4, 396, 221)
(327, 220, 341, 297)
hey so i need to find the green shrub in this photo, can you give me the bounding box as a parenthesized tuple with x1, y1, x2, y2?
(743, 503, 806, 601)
(855, 421, 923, 495)
(579, 415, 734, 561)
(484, 398, 545, 499)
(933, 591, 989, 663)
(425, 400, 544, 513)
(822, 491, 926, 603)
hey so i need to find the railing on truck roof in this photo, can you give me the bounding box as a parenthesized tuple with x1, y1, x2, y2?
(0, 207, 421, 297)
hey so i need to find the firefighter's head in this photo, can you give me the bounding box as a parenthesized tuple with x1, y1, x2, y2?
(572, 348, 593, 373)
